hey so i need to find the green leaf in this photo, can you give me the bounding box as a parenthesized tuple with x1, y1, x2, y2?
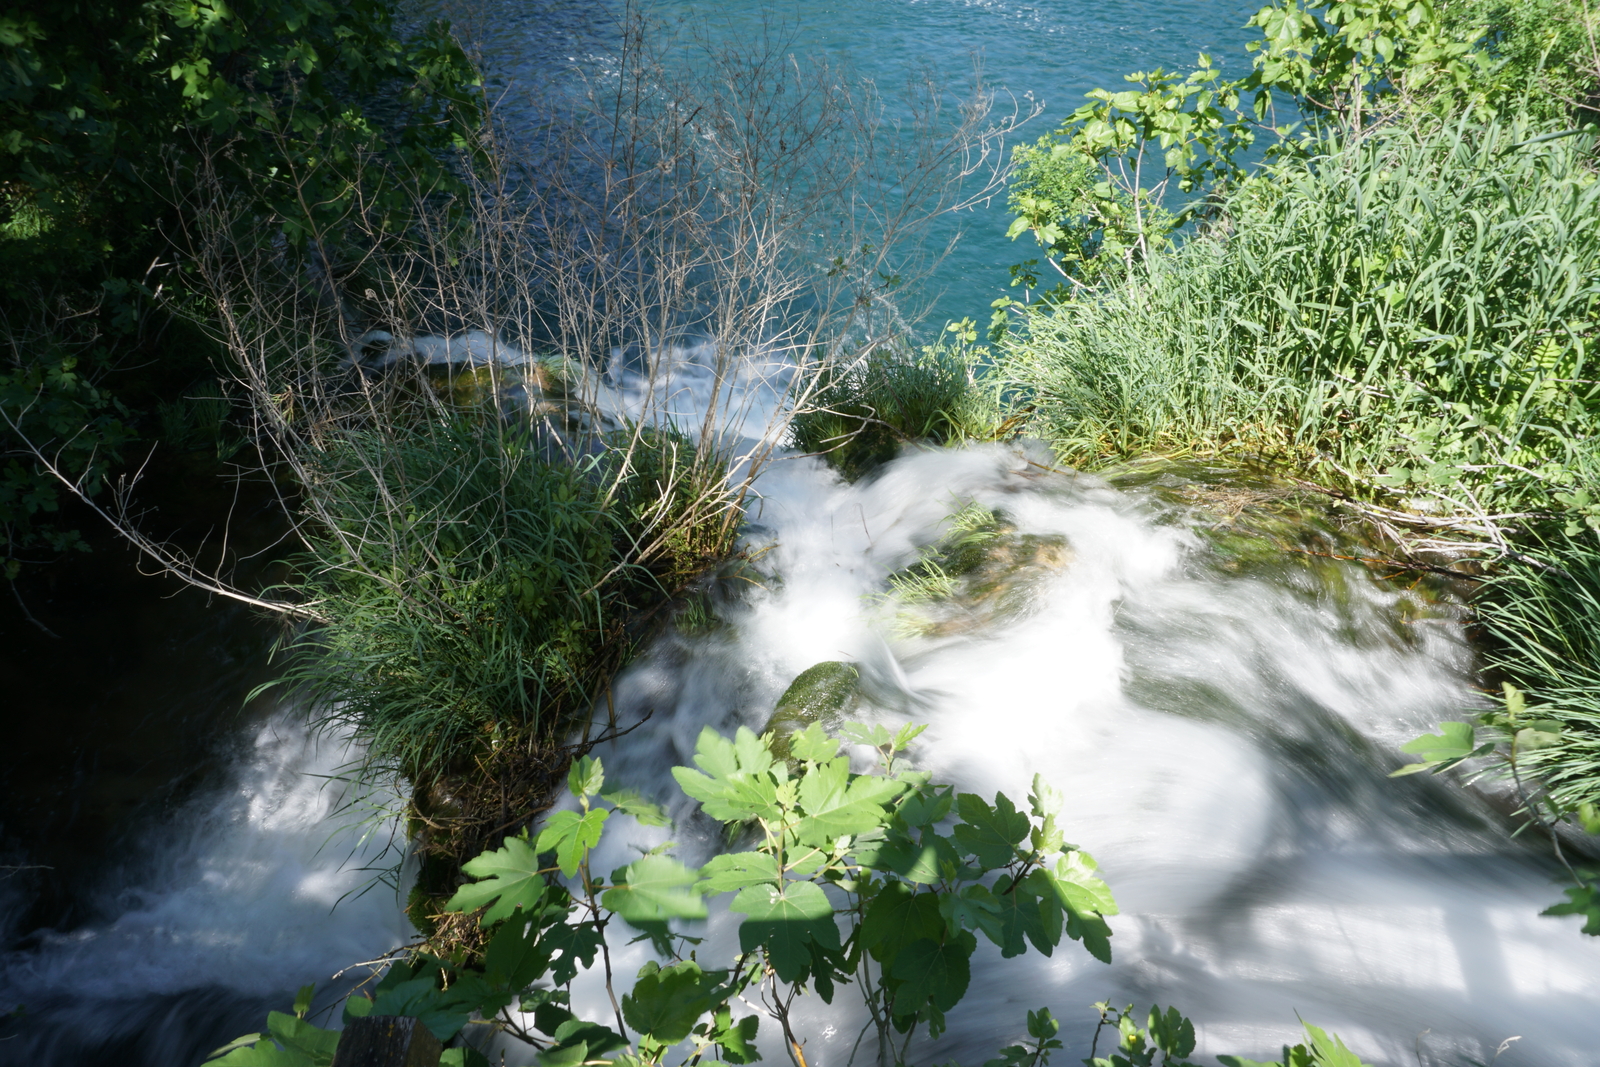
(1298, 1022, 1373, 1067)
(603, 854, 707, 925)
(601, 788, 672, 827)
(672, 727, 782, 822)
(367, 974, 481, 1042)
(568, 755, 604, 798)
(698, 851, 781, 893)
(622, 960, 726, 1044)
(1542, 883, 1600, 935)
(708, 1010, 761, 1064)
(790, 721, 841, 762)
(1390, 721, 1483, 777)
(1047, 850, 1119, 917)
(204, 1038, 314, 1067)
(446, 835, 546, 924)
(795, 759, 906, 846)
(940, 883, 1004, 944)
(860, 881, 943, 964)
(538, 1041, 589, 1067)
(1147, 1005, 1196, 1058)
(550, 1018, 628, 1057)
(952, 792, 1030, 869)
(536, 808, 610, 878)
(854, 828, 958, 884)
(1027, 774, 1063, 819)
(265, 1012, 339, 1065)
(733, 879, 839, 981)
(897, 787, 953, 829)
(483, 915, 553, 989)
(889, 931, 977, 1013)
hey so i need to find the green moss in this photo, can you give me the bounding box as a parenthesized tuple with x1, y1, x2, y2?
(763, 661, 861, 760)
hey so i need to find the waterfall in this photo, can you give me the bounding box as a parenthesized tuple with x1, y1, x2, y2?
(561, 442, 1600, 1066)
(0, 718, 411, 1067)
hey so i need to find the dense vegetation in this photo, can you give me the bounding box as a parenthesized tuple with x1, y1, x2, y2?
(0, 0, 479, 573)
(11, 0, 1600, 1062)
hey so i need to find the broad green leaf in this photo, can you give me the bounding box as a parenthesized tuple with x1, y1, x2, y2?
(1298, 1022, 1373, 1067)
(551, 1019, 628, 1056)
(790, 721, 840, 763)
(952, 792, 1030, 869)
(368, 979, 473, 1036)
(860, 881, 942, 964)
(1542, 883, 1600, 935)
(897, 787, 953, 829)
(1064, 907, 1114, 964)
(709, 1010, 761, 1065)
(265, 1012, 339, 1065)
(538, 1041, 589, 1067)
(446, 835, 546, 924)
(733, 879, 839, 981)
(1514, 720, 1563, 753)
(796, 760, 905, 846)
(483, 916, 553, 990)
(1147, 1005, 1196, 1058)
(603, 854, 707, 925)
(1048, 850, 1119, 917)
(568, 755, 604, 798)
(536, 808, 609, 878)
(889, 931, 977, 1013)
(940, 883, 1004, 943)
(601, 788, 672, 827)
(204, 1039, 313, 1067)
(1390, 721, 1478, 776)
(1027, 774, 1063, 819)
(440, 1048, 492, 1067)
(622, 960, 726, 1044)
(542, 916, 605, 985)
(673, 728, 782, 822)
(698, 851, 781, 893)
(853, 829, 957, 884)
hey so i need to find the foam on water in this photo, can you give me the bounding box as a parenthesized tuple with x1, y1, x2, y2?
(0, 717, 411, 1066)
(560, 442, 1600, 1067)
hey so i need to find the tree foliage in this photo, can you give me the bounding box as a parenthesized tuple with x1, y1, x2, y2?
(0, 0, 482, 570)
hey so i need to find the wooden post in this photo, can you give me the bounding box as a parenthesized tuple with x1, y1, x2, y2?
(329, 1015, 443, 1067)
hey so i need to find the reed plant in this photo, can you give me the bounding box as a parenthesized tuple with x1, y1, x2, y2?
(789, 332, 1003, 479)
(1003, 114, 1600, 525)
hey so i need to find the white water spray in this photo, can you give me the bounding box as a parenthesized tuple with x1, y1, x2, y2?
(0, 717, 411, 1065)
(567, 442, 1600, 1067)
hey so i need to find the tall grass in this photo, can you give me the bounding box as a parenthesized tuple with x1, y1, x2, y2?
(1003, 116, 1600, 520)
(1476, 537, 1600, 811)
(789, 337, 1002, 478)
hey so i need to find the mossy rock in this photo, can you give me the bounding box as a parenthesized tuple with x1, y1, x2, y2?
(762, 660, 861, 759)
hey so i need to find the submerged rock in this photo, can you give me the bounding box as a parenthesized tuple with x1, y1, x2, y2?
(763, 660, 861, 759)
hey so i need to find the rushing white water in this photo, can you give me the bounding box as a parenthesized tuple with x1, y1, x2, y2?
(561, 441, 1600, 1067)
(0, 718, 411, 1066)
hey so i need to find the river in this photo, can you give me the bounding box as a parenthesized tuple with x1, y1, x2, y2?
(2, 2, 1597, 1065)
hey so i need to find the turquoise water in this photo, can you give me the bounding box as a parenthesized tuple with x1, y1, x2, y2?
(479, 0, 1263, 331)
(658, 0, 1262, 323)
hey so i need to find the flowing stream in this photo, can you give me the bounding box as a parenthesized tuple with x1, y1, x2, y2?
(5, 2, 1600, 1065)
(566, 444, 1600, 1066)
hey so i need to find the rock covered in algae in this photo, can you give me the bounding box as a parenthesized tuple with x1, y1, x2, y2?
(762, 660, 860, 760)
